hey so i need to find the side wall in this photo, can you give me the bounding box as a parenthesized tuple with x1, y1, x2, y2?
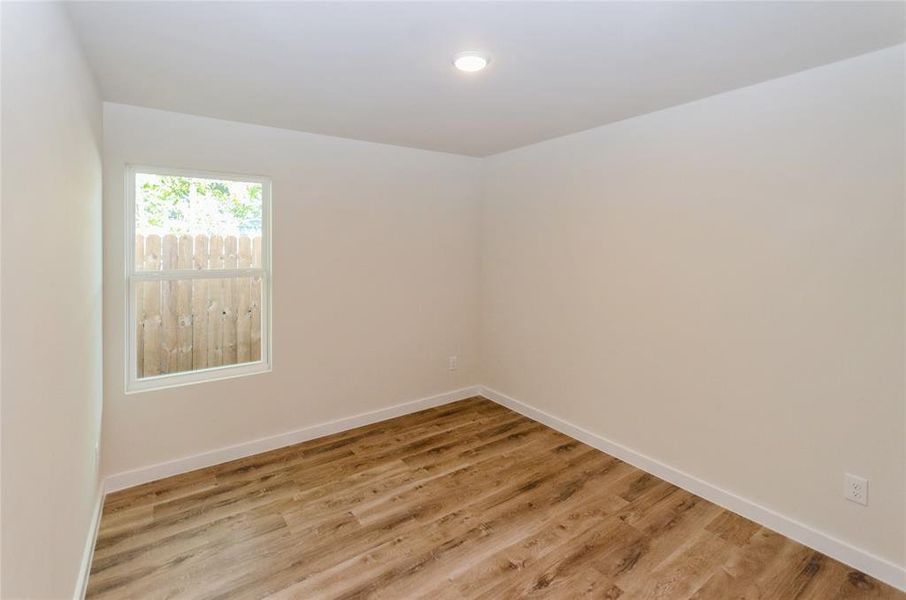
(1, 3, 104, 598)
(480, 46, 905, 569)
(102, 104, 482, 477)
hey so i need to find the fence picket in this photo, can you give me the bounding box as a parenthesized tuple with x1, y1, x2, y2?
(223, 236, 238, 365)
(161, 235, 179, 373)
(141, 234, 162, 377)
(251, 237, 262, 360)
(192, 235, 209, 370)
(176, 235, 193, 372)
(209, 236, 226, 367)
(237, 237, 252, 363)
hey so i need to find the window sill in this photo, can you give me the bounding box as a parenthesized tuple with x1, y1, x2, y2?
(125, 361, 271, 394)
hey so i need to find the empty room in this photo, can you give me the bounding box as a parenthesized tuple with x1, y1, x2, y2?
(1, 1, 905, 598)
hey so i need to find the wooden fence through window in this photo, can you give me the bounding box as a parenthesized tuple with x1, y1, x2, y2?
(135, 233, 263, 378)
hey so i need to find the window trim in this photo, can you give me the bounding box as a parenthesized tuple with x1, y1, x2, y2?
(125, 164, 273, 394)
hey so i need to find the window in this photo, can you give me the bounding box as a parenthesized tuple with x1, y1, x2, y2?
(126, 166, 271, 392)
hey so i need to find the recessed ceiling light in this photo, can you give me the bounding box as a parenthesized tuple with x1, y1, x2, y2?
(453, 51, 489, 73)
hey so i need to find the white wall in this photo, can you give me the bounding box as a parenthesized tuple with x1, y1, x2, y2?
(1, 2, 104, 598)
(480, 45, 905, 568)
(102, 103, 481, 476)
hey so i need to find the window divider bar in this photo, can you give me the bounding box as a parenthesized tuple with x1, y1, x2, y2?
(131, 268, 266, 281)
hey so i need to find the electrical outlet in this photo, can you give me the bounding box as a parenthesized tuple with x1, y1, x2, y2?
(844, 473, 868, 506)
(448, 356, 458, 371)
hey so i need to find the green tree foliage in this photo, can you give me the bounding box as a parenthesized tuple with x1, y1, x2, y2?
(136, 174, 262, 235)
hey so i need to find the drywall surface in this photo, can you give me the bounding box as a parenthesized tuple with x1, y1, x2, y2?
(480, 46, 905, 567)
(102, 103, 481, 476)
(1, 2, 104, 597)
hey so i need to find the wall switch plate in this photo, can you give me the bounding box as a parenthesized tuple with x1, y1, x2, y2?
(448, 356, 458, 371)
(844, 473, 868, 506)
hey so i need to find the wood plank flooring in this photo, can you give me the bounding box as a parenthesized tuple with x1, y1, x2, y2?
(87, 397, 903, 599)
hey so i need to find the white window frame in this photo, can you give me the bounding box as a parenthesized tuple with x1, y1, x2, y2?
(125, 165, 273, 393)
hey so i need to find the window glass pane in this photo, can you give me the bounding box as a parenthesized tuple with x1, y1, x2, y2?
(135, 173, 263, 271)
(135, 276, 263, 379)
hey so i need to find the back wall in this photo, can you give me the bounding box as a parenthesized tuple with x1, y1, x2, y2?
(102, 103, 482, 476)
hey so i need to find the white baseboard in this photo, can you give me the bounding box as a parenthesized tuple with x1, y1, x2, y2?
(74, 484, 104, 600)
(479, 385, 906, 592)
(103, 386, 482, 494)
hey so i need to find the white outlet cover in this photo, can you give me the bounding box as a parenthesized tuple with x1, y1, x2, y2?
(844, 473, 868, 506)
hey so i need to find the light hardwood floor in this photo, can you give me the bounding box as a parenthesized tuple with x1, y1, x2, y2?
(87, 397, 903, 599)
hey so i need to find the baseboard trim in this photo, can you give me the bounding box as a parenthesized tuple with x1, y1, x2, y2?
(103, 386, 482, 494)
(74, 484, 105, 600)
(479, 385, 906, 592)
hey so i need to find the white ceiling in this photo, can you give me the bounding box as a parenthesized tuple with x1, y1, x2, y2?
(66, 1, 905, 157)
